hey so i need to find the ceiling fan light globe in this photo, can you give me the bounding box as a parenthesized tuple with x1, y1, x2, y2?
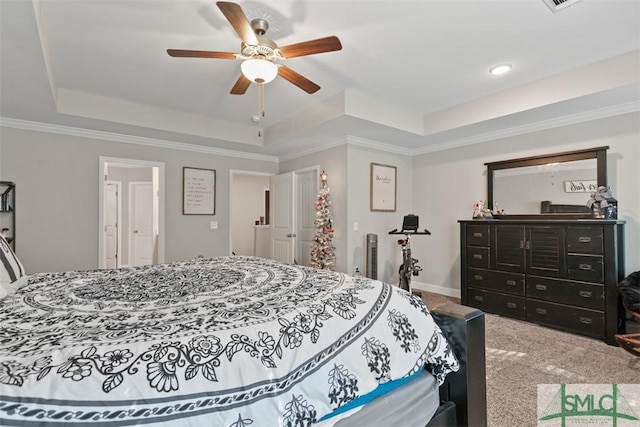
(241, 59, 278, 84)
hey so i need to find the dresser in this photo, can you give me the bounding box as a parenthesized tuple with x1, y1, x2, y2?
(459, 219, 625, 345)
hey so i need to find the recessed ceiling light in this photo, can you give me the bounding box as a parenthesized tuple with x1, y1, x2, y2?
(489, 64, 512, 76)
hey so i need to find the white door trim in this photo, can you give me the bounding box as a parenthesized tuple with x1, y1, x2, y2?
(104, 181, 122, 268)
(98, 156, 165, 269)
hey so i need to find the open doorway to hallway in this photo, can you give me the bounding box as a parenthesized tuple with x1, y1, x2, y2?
(229, 171, 271, 257)
(98, 157, 165, 269)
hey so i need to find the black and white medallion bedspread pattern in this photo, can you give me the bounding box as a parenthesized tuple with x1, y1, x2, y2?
(0, 256, 457, 426)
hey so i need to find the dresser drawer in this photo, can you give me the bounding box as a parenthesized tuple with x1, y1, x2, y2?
(466, 224, 490, 247)
(566, 226, 603, 254)
(526, 299, 604, 339)
(468, 288, 525, 320)
(467, 247, 490, 268)
(468, 268, 524, 295)
(567, 254, 603, 283)
(526, 276, 604, 310)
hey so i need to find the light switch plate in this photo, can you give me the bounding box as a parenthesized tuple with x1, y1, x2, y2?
(210, 221, 218, 229)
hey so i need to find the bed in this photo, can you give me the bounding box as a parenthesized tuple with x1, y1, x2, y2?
(0, 250, 486, 426)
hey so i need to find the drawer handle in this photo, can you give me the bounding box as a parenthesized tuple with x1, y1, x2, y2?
(536, 308, 547, 315)
(579, 264, 593, 271)
(474, 295, 484, 301)
(473, 254, 483, 259)
(579, 290, 593, 298)
(578, 236, 592, 243)
(580, 317, 593, 325)
(473, 232, 483, 238)
(535, 284, 547, 291)
(507, 302, 517, 309)
(474, 275, 483, 281)
(506, 280, 517, 286)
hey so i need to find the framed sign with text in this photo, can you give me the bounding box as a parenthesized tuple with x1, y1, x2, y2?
(564, 180, 597, 193)
(183, 167, 216, 215)
(370, 163, 397, 212)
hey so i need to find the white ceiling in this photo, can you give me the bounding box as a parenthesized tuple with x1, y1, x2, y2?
(1, 0, 639, 160)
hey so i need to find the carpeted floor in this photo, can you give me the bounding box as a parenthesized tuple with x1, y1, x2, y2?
(417, 291, 640, 426)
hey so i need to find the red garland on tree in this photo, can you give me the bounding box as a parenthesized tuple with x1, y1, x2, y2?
(310, 171, 336, 270)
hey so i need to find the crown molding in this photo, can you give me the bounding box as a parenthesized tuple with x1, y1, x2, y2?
(3, 99, 637, 163)
(0, 117, 279, 163)
(412, 101, 640, 155)
(346, 136, 415, 156)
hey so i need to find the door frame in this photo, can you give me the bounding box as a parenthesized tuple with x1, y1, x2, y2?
(104, 180, 122, 268)
(98, 156, 165, 269)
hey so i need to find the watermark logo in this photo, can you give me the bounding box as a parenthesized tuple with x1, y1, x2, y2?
(538, 384, 640, 426)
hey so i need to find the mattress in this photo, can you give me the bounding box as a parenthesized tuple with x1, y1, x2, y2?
(0, 256, 458, 426)
(318, 368, 440, 426)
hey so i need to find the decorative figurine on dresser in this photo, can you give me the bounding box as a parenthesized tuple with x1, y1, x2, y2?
(460, 147, 626, 345)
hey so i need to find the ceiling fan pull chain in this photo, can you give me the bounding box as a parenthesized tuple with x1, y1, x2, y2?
(259, 83, 266, 117)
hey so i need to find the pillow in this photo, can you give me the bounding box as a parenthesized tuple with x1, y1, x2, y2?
(0, 233, 25, 288)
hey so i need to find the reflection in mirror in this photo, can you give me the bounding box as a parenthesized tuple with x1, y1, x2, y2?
(486, 146, 608, 217)
(494, 159, 596, 215)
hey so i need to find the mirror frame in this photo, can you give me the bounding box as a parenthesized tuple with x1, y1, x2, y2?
(486, 146, 609, 218)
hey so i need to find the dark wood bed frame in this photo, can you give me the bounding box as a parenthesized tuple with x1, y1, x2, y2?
(428, 304, 487, 427)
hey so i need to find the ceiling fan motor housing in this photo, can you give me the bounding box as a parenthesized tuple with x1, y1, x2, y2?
(241, 38, 279, 59)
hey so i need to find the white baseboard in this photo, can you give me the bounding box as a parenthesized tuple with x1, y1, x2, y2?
(411, 281, 461, 299)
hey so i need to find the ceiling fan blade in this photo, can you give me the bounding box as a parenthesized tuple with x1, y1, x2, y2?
(216, 2, 259, 45)
(278, 65, 320, 94)
(278, 36, 342, 59)
(230, 74, 251, 95)
(167, 49, 236, 60)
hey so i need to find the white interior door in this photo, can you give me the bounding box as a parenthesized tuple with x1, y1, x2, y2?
(104, 181, 121, 269)
(270, 172, 295, 264)
(131, 182, 154, 266)
(296, 170, 319, 266)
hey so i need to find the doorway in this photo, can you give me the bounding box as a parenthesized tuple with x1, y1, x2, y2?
(98, 157, 165, 269)
(229, 167, 317, 265)
(229, 171, 272, 257)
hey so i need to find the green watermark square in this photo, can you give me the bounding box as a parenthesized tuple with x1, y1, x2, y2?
(538, 384, 640, 426)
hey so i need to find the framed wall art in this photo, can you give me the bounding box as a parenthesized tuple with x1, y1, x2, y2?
(370, 163, 397, 212)
(183, 167, 216, 215)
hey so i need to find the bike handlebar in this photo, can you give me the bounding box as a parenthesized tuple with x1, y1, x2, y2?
(388, 229, 431, 235)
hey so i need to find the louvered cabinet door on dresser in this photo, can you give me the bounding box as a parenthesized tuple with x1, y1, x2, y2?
(460, 220, 625, 345)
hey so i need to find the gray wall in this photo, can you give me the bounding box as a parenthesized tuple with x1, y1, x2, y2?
(0, 126, 278, 273)
(411, 112, 640, 294)
(278, 141, 413, 284)
(1, 113, 638, 289)
(346, 144, 413, 284)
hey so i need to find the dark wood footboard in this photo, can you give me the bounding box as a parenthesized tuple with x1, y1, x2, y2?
(431, 304, 487, 427)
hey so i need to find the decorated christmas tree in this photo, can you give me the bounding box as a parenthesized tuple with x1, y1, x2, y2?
(310, 171, 336, 270)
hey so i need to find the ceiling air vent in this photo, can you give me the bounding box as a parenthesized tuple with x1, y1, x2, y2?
(542, 0, 583, 12)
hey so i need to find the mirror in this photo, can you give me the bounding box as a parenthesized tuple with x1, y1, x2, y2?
(487, 146, 608, 217)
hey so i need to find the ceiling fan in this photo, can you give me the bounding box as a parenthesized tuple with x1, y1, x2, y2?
(167, 1, 342, 96)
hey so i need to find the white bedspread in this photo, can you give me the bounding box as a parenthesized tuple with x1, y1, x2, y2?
(0, 256, 458, 426)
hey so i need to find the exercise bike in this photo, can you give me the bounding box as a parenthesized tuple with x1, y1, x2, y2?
(389, 215, 431, 292)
